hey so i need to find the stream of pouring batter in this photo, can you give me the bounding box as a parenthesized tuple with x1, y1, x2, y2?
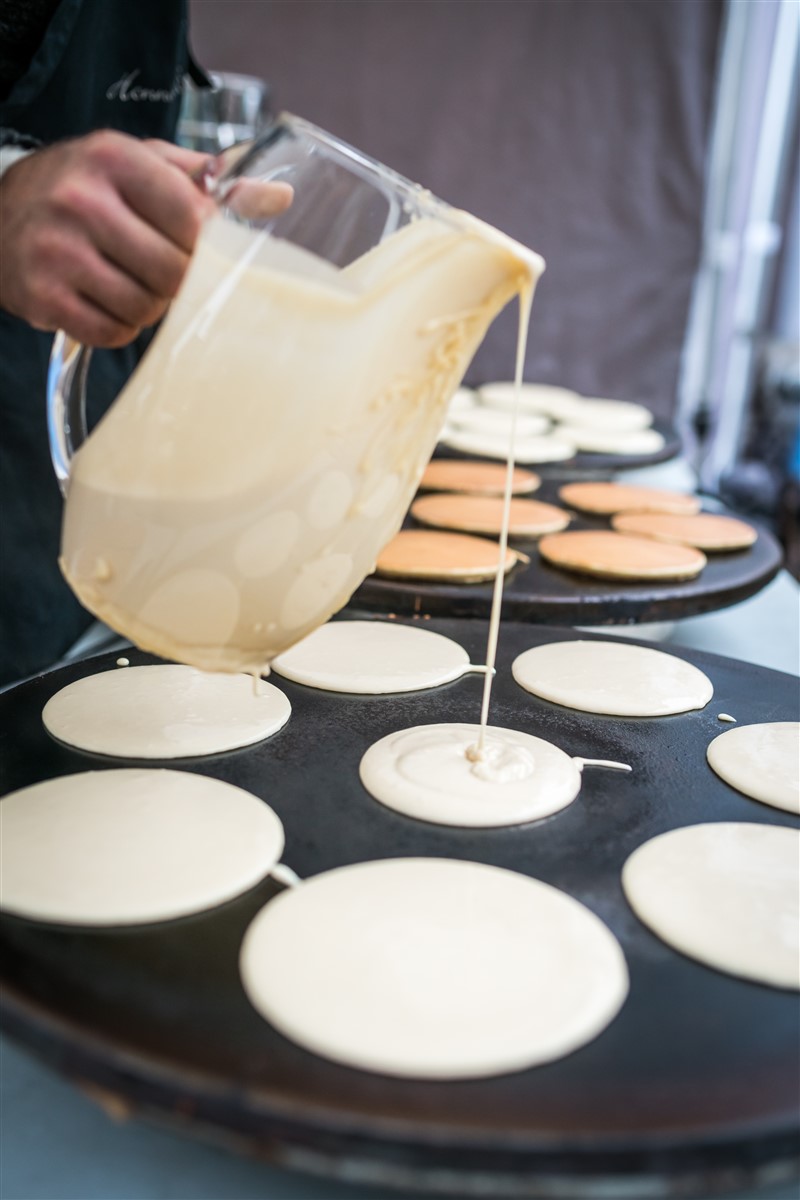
(471, 284, 534, 759)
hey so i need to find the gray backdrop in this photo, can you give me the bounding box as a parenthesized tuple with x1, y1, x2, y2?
(189, 0, 723, 422)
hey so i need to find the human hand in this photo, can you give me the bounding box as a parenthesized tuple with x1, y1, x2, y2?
(0, 130, 215, 348)
(190, 143, 294, 221)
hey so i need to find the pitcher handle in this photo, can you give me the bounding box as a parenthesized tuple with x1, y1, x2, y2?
(47, 331, 92, 497)
(44, 146, 245, 499)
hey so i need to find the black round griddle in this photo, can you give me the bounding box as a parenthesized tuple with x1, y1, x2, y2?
(1, 621, 798, 1199)
(352, 484, 783, 625)
(438, 417, 682, 475)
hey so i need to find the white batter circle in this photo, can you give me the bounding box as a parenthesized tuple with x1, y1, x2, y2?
(42, 665, 291, 759)
(271, 621, 472, 694)
(446, 386, 478, 414)
(622, 823, 800, 989)
(440, 427, 576, 464)
(478, 381, 582, 420)
(551, 425, 665, 456)
(706, 722, 799, 815)
(450, 408, 551, 438)
(512, 640, 713, 716)
(0, 769, 285, 926)
(240, 857, 629, 1078)
(561, 397, 654, 431)
(359, 722, 582, 827)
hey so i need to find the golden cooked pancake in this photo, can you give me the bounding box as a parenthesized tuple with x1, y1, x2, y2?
(559, 481, 700, 516)
(419, 459, 540, 496)
(411, 493, 570, 537)
(538, 530, 706, 581)
(375, 529, 523, 582)
(611, 512, 757, 551)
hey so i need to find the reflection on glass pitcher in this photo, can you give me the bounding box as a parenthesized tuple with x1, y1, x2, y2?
(48, 114, 544, 674)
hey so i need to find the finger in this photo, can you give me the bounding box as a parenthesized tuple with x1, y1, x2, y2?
(79, 184, 193, 299)
(73, 248, 167, 330)
(116, 141, 214, 253)
(31, 288, 140, 349)
(226, 179, 294, 221)
(73, 293, 142, 347)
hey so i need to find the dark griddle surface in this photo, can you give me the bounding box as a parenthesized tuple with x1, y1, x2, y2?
(1, 620, 798, 1197)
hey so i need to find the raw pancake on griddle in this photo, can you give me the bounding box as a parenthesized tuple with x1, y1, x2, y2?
(240, 857, 628, 1078)
(375, 529, 523, 582)
(623, 823, 799, 990)
(611, 511, 757, 551)
(479, 381, 582, 420)
(551, 425, 665, 456)
(0, 770, 285, 926)
(706, 722, 800, 815)
(559, 481, 700, 516)
(42, 664, 291, 759)
(271, 620, 473, 694)
(440, 426, 576, 463)
(446, 386, 478, 414)
(512, 640, 713, 716)
(410, 493, 570, 537)
(419, 458, 540, 496)
(359, 722, 582, 827)
(449, 407, 550, 438)
(561, 397, 654, 431)
(539, 530, 706, 581)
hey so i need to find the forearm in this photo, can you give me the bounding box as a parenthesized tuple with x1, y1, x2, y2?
(0, 123, 43, 183)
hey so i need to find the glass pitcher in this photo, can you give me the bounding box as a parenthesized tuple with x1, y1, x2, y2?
(48, 114, 544, 674)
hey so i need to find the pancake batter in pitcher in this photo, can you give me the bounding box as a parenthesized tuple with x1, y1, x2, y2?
(55, 124, 544, 675)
